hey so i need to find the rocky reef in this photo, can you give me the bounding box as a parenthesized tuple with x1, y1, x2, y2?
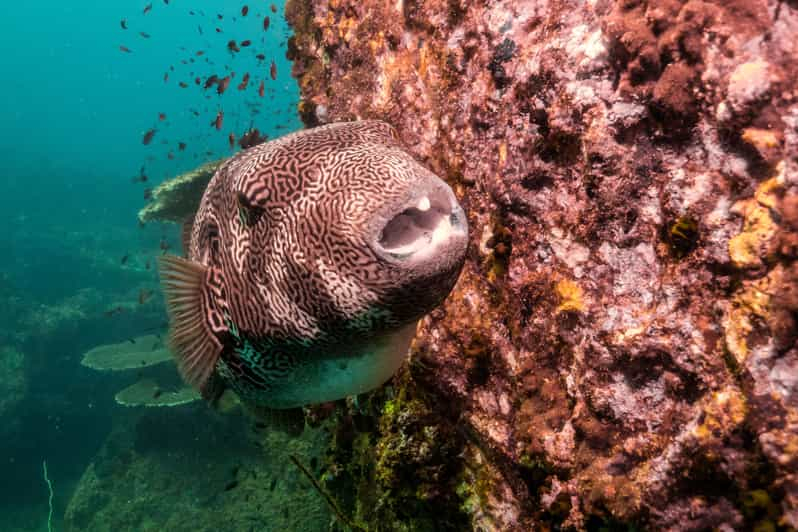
(284, 0, 798, 530)
(63, 405, 331, 532)
(0, 346, 27, 418)
(138, 160, 223, 224)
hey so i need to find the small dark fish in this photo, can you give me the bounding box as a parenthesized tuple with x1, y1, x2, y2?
(203, 74, 219, 89)
(164, 0, 169, 4)
(152, 389, 162, 398)
(179, 81, 188, 88)
(120, 19, 128, 29)
(237, 72, 250, 90)
(139, 289, 154, 304)
(142, 128, 156, 145)
(198, 25, 203, 35)
(143, 188, 153, 200)
(270, 4, 277, 13)
(217, 76, 231, 94)
(189, 109, 200, 116)
(119, 45, 133, 53)
(159, 238, 171, 252)
(104, 306, 126, 317)
(215, 27, 222, 33)
(213, 110, 224, 130)
(227, 40, 240, 53)
(240, 40, 251, 47)
(228, 132, 235, 149)
(256, 53, 265, 61)
(139, 31, 150, 39)
(167, 151, 175, 160)
(158, 113, 166, 121)
(195, 77, 201, 85)
(196, 50, 204, 56)
(217, 14, 223, 20)
(258, 80, 264, 97)
(121, 254, 129, 264)
(178, 142, 187, 151)
(239, 128, 267, 149)
(224, 480, 238, 491)
(263, 16, 270, 31)
(269, 60, 276, 80)
(163, 72, 169, 82)
(241, 6, 249, 16)
(143, 3, 152, 14)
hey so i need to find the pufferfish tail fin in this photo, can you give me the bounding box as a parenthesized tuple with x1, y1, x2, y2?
(158, 255, 222, 392)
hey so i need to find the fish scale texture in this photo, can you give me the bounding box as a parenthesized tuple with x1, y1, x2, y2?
(285, 0, 798, 530)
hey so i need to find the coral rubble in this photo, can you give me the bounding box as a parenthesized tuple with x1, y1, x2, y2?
(284, 0, 798, 529)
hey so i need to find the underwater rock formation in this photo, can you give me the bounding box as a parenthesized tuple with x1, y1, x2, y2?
(63, 405, 331, 531)
(0, 346, 27, 418)
(285, 0, 798, 530)
(138, 159, 224, 224)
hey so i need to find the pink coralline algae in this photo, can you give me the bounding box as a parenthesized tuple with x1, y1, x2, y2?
(285, 0, 798, 530)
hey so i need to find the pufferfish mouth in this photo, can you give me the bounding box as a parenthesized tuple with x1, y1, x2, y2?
(373, 181, 467, 264)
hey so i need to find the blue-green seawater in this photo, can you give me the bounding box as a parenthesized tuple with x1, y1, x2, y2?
(0, 1, 313, 530)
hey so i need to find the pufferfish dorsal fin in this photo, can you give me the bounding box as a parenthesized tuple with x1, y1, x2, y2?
(157, 255, 222, 391)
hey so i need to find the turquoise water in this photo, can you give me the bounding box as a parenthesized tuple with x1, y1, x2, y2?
(0, 2, 307, 530)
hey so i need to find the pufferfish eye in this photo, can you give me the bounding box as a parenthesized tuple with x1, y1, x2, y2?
(236, 191, 264, 227)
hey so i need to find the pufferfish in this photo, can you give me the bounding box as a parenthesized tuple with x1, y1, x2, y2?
(158, 120, 468, 410)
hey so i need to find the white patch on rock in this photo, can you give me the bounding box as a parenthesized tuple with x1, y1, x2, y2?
(565, 24, 608, 72)
(728, 60, 771, 108)
(550, 229, 591, 273)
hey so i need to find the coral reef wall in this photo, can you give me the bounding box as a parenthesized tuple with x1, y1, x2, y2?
(285, 0, 798, 530)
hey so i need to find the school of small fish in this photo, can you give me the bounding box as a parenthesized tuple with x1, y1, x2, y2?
(120, 2, 286, 194)
(110, 3, 293, 322)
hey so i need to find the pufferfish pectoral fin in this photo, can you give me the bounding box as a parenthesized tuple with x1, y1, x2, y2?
(157, 255, 222, 393)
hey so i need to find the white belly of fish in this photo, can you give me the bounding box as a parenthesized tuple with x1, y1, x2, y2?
(262, 322, 418, 409)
